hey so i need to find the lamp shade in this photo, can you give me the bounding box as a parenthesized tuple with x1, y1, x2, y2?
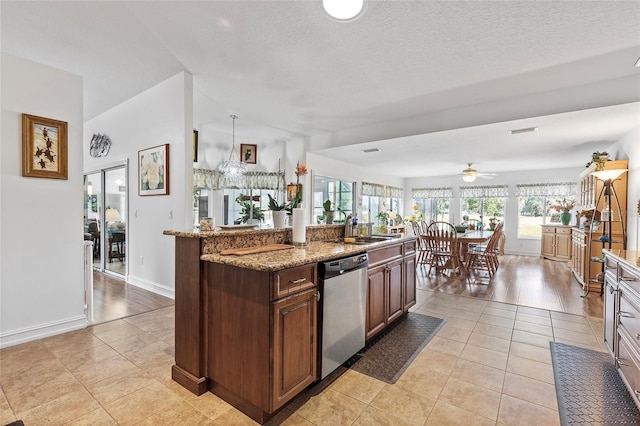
(322, 0, 365, 21)
(591, 169, 628, 182)
(105, 207, 122, 222)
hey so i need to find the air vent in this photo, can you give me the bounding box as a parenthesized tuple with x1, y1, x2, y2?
(363, 148, 380, 153)
(510, 127, 538, 135)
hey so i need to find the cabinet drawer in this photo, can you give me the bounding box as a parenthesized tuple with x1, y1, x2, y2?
(619, 290, 640, 344)
(272, 264, 317, 300)
(368, 244, 403, 266)
(617, 335, 640, 404)
(556, 227, 572, 235)
(404, 241, 416, 255)
(621, 263, 640, 289)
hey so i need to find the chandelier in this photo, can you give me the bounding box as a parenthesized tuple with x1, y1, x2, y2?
(218, 114, 247, 178)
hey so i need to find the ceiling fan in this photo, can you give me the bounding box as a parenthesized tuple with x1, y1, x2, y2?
(460, 163, 497, 183)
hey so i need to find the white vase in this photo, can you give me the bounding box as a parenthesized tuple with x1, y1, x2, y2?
(272, 210, 287, 228)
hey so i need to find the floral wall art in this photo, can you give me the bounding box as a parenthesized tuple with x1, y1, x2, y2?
(138, 143, 169, 196)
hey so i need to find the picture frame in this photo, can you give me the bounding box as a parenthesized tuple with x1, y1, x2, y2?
(22, 113, 68, 179)
(240, 143, 257, 164)
(192, 130, 198, 163)
(138, 143, 170, 196)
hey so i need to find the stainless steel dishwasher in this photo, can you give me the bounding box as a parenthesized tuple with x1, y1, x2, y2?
(319, 253, 369, 379)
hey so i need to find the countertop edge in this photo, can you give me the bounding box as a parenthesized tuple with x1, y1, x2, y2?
(603, 249, 640, 272)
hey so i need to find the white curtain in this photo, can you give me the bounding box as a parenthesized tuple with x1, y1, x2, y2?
(515, 182, 578, 197)
(412, 187, 453, 198)
(194, 169, 285, 191)
(459, 185, 509, 198)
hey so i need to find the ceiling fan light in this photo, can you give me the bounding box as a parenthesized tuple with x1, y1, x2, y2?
(322, 0, 365, 21)
(462, 174, 476, 183)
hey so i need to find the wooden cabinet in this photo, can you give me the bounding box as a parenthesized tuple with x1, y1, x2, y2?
(579, 160, 628, 210)
(540, 225, 572, 261)
(272, 288, 317, 410)
(603, 250, 640, 411)
(365, 239, 416, 341)
(206, 262, 318, 423)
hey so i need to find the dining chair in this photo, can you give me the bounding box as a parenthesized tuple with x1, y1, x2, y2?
(425, 221, 462, 276)
(466, 222, 503, 278)
(412, 221, 430, 266)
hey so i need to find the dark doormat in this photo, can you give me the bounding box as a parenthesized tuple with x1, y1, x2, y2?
(347, 312, 445, 384)
(550, 342, 640, 425)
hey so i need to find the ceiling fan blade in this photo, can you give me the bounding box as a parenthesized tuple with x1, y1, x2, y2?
(477, 174, 496, 179)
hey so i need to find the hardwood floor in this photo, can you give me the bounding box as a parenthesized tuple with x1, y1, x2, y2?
(417, 254, 603, 318)
(91, 271, 174, 324)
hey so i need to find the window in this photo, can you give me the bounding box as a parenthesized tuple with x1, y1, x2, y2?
(362, 182, 404, 227)
(459, 185, 508, 229)
(313, 175, 354, 223)
(515, 182, 578, 238)
(411, 187, 452, 224)
(224, 188, 278, 225)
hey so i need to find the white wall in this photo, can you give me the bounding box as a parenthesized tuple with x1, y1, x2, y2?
(611, 125, 640, 251)
(84, 72, 193, 298)
(1, 54, 85, 348)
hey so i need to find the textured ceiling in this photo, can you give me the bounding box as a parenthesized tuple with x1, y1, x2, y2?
(2, 1, 639, 177)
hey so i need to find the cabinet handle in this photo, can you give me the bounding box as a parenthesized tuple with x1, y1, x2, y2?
(635, 333, 640, 340)
(316, 291, 321, 302)
(618, 311, 633, 318)
(290, 278, 307, 284)
(609, 285, 615, 294)
(616, 357, 629, 367)
(635, 390, 640, 398)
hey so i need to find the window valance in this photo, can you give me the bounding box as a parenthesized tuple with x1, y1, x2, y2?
(386, 186, 404, 198)
(194, 169, 285, 191)
(412, 187, 453, 199)
(362, 182, 385, 197)
(515, 182, 578, 197)
(459, 185, 509, 198)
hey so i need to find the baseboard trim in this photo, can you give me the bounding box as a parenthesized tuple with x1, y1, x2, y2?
(126, 274, 175, 300)
(0, 315, 87, 349)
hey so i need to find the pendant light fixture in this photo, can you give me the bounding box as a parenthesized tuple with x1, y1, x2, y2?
(218, 114, 247, 178)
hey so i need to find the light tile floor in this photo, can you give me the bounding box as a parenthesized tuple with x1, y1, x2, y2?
(0, 289, 605, 425)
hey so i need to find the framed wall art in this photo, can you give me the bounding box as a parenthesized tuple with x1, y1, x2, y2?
(240, 143, 257, 164)
(22, 113, 68, 179)
(138, 143, 170, 196)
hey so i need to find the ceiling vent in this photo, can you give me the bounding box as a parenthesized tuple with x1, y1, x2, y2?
(510, 127, 538, 135)
(363, 148, 380, 153)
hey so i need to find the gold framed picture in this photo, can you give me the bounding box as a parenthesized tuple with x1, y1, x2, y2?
(22, 114, 68, 179)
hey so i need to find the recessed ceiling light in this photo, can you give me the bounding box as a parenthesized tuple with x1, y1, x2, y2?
(635, 57, 640, 67)
(510, 127, 538, 135)
(323, 0, 366, 22)
(363, 148, 380, 153)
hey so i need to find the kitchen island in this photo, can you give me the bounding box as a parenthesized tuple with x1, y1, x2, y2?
(164, 225, 416, 423)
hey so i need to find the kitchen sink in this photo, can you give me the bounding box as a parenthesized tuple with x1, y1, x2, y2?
(344, 236, 394, 245)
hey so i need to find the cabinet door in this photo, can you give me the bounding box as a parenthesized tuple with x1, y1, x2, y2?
(272, 288, 317, 411)
(603, 273, 617, 357)
(387, 259, 404, 323)
(541, 232, 555, 258)
(556, 233, 572, 260)
(366, 264, 387, 340)
(403, 255, 416, 312)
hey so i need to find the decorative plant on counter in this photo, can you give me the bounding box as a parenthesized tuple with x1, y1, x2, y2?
(267, 194, 286, 211)
(375, 211, 389, 234)
(285, 161, 307, 214)
(235, 193, 265, 223)
(323, 199, 335, 224)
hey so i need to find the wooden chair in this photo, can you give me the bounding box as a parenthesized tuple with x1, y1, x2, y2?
(108, 231, 126, 263)
(425, 221, 462, 276)
(412, 221, 430, 266)
(466, 222, 503, 278)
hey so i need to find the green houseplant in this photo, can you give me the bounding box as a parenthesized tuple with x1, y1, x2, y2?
(235, 194, 265, 224)
(267, 194, 288, 228)
(323, 199, 334, 224)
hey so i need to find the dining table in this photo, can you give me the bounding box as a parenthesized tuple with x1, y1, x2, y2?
(420, 229, 494, 276)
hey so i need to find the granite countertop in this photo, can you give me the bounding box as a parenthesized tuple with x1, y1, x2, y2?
(201, 238, 412, 272)
(603, 249, 640, 271)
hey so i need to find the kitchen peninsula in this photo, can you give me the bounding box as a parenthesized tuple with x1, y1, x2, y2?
(164, 225, 417, 423)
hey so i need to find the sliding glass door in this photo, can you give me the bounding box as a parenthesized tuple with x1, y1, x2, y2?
(84, 162, 128, 277)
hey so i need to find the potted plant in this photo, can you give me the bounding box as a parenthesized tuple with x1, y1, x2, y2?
(235, 194, 265, 224)
(267, 194, 288, 228)
(488, 217, 498, 231)
(323, 199, 334, 224)
(549, 198, 578, 226)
